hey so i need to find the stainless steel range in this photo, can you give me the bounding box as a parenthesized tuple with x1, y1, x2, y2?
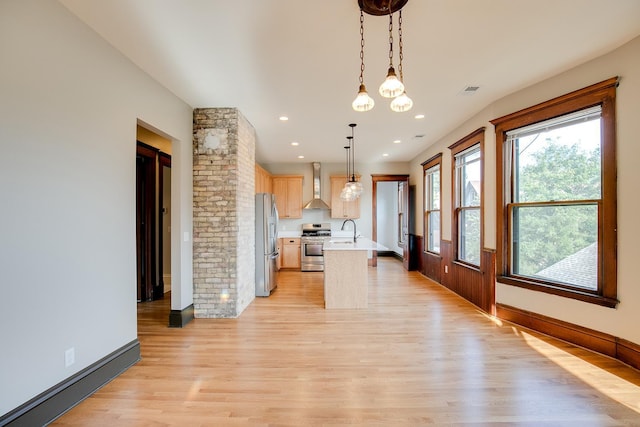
(300, 223, 331, 272)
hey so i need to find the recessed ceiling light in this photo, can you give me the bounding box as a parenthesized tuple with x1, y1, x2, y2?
(279, 116, 289, 121)
(383, 153, 389, 157)
(297, 155, 305, 159)
(414, 114, 425, 119)
(291, 142, 299, 146)
(393, 139, 401, 144)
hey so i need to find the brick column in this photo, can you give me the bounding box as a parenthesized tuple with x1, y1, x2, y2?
(192, 108, 255, 318)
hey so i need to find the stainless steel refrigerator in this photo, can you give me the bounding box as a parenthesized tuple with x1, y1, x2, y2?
(255, 193, 279, 296)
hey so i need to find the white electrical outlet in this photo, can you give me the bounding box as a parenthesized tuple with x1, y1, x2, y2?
(445, 265, 449, 274)
(65, 348, 75, 368)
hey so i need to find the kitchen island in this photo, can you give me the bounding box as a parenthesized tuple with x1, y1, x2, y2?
(322, 238, 387, 309)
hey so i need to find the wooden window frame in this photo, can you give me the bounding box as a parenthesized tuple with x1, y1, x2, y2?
(490, 77, 618, 308)
(422, 153, 442, 254)
(449, 128, 485, 270)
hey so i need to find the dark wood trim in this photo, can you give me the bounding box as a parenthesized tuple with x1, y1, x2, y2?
(0, 340, 140, 427)
(158, 153, 171, 298)
(169, 304, 194, 328)
(422, 154, 442, 259)
(136, 143, 158, 302)
(448, 128, 485, 269)
(492, 77, 619, 305)
(490, 77, 619, 127)
(496, 304, 640, 370)
(420, 152, 443, 167)
(618, 338, 640, 371)
(447, 127, 486, 151)
(371, 174, 410, 268)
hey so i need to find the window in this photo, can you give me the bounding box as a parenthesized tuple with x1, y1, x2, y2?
(449, 129, 485, 268)
(491, 77, 618, 307)
(422, 154, 442, 254)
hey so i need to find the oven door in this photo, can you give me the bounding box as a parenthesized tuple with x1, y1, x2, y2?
(301, 239, 325, 271)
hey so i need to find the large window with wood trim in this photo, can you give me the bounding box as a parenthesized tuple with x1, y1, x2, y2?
(423, 154, 442, 254)
(491, 77, 618, 307)
(450, 129, 484, 268)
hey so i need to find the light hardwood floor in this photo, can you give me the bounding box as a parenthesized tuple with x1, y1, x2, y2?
(53, 258, 640, 426)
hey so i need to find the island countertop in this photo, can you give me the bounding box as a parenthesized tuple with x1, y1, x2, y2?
(323, 237, 388, 251)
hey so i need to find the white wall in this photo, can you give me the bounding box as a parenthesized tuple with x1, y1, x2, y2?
(0, 0, 193, 415)
(409, 36, 640, 345)
(264, 162, 410, 238)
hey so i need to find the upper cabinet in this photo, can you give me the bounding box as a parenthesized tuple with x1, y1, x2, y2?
(272, 175, 303, 218)
(255, 164, 272, 194)
(330, 175, 360, 219)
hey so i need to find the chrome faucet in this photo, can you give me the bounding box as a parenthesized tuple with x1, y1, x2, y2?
(341, 219, 357, 242)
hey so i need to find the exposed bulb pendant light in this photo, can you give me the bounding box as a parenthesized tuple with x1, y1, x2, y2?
(341, 123, 363, 200)
(390, 9, 413, 112)
(378, 11, 404, 99)
(352, 10, 375, 112)
(340, 140, 356, 201)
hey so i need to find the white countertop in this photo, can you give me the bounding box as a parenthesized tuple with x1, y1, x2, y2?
(323, 237, 388, 251)
(278, 231, 301, 238)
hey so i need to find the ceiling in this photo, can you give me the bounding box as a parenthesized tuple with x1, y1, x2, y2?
(59, 0, 640, 164)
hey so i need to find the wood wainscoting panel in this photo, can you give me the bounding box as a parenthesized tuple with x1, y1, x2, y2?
(440, 240, 452, 288)
(481, 248, 496, 315)
(436, 242, 495, 314)
(422, 251, 442, 283)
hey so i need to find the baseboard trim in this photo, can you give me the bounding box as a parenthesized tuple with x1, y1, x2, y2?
(377, 251, 403, 261)
(496, 303, 640, 370)
(0, 339, 140, 427)
(169, 303, 194, 328)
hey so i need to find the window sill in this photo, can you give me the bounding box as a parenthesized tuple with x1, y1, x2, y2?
(453, 260, 480, 273)
(497, 275, 618, 308)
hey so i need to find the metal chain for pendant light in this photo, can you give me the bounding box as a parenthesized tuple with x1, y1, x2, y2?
(387, 13, 394, 68)
(397, 10, 403, 81)
(359, 10, 365, 85)
(352, 10, 375, 112)
(390, 9, 413, 112)
(379, 6, 404, 98)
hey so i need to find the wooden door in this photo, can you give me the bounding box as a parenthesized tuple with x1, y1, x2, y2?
(136, 144, 156, 301)
(136, 142, 167, 301)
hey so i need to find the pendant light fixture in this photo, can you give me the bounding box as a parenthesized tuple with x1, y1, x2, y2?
(341, 123, 363, 200)
(378, 11, 404, 99)
(353, 0, 411, 112)
(390, 9, 413, 112)
(340, 141, 356, 201)
(352, 10, 375, 112)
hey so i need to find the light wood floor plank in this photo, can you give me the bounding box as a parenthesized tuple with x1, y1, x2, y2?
(53, 258, 640, 426)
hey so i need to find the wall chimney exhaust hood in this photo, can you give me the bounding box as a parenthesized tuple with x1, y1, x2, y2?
(304, 162, 330, 210)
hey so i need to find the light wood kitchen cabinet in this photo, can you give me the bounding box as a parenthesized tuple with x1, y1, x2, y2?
(330, 175, 360, 219)
(280, 238, 301, 269)
(255, 164, 272, 194)
(272, 175, 303, 219)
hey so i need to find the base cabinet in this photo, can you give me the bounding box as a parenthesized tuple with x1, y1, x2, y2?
(280, 238, 301, 269)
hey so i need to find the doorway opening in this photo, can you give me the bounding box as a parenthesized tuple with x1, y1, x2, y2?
(136, 125, 172, 302)
(371, 174, 413, 269)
